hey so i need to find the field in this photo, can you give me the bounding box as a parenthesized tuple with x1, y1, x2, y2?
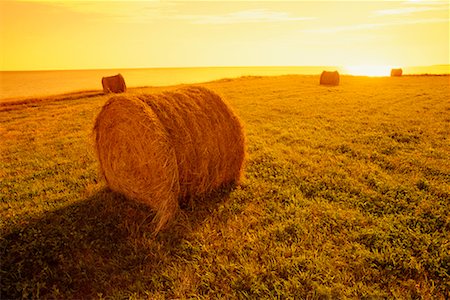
(1, 75, 449, 299)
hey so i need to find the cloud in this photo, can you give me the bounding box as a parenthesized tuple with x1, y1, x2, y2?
(304, 23, 383, 34)
(18, 2, 314, 25)
(176, 9, 315, 25)
(17, 1, 179, 24)
(374, 5, 447, 15)
(304, 18, 448, 33)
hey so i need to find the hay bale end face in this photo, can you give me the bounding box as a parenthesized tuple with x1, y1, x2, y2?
(93, 86, 246, 232)
(320, 71, 340, 86)
(390, 68, 403, 77)
(102, 74, 127, 93)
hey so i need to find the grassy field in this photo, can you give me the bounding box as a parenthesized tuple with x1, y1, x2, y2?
(1, 75, 449, 299)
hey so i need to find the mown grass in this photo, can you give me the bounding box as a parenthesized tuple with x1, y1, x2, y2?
(1, 75, 449, 299)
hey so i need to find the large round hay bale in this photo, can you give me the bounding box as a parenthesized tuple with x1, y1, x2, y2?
(320, 71, 340, 86)
(93, 86, 246, 232)
(94, 95, 179, 232)
(102, 73, 127, 93)
(390, 68, 403, 77)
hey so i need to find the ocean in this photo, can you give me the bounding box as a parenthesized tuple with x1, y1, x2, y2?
(1, 65, 448, 100)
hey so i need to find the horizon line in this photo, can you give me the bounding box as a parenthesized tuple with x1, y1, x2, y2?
(2, 64, 450, 73)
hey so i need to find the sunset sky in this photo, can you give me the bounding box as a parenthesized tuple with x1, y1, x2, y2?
(0, 0, 449, 72)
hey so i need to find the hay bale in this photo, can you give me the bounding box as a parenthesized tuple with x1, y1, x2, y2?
(93, 86, 246, 232)
(320, 71, 340, 86)
(102, 74, 127, 93)
(390, 68, 403, 77)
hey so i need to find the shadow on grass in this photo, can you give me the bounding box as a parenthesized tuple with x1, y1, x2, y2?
(1, 186, 235, 298)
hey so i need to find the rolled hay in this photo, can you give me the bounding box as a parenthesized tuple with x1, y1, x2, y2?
(93, 86, 246, 232)
(102, 73, 127, 93)
(390, 68, 403, 77)
(320, 71, 340, 86)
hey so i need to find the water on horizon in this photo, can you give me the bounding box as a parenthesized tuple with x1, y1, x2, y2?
(1, 65, 448, 100)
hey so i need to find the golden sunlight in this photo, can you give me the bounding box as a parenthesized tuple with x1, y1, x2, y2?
(344, 65, 394, 77)
(0, 1, 448, 71)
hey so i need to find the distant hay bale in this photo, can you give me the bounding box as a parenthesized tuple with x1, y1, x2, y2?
(320, 71, 340, 86)
(390, 68, 403, 77)
(102, 74, 127, 93)
(93, 86, 246, 232)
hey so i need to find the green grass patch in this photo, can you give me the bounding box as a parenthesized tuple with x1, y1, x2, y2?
(1, 75, 449, 298)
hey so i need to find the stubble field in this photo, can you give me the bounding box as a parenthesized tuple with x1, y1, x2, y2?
(1, 75, 449, 298)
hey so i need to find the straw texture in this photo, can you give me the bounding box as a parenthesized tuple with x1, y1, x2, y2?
(93, 86, 245, 232)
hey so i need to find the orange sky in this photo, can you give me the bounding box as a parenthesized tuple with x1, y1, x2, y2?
(0, 0, 449, 72)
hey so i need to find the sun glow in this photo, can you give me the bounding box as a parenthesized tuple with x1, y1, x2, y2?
(0, 1, 448, 71)
(344, 65, 393, 77)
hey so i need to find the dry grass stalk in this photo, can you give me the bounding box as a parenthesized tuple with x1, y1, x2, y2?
(93, 86, 246, 232)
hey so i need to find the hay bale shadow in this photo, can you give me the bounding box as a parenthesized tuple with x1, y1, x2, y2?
(1, 186, 234, 298)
